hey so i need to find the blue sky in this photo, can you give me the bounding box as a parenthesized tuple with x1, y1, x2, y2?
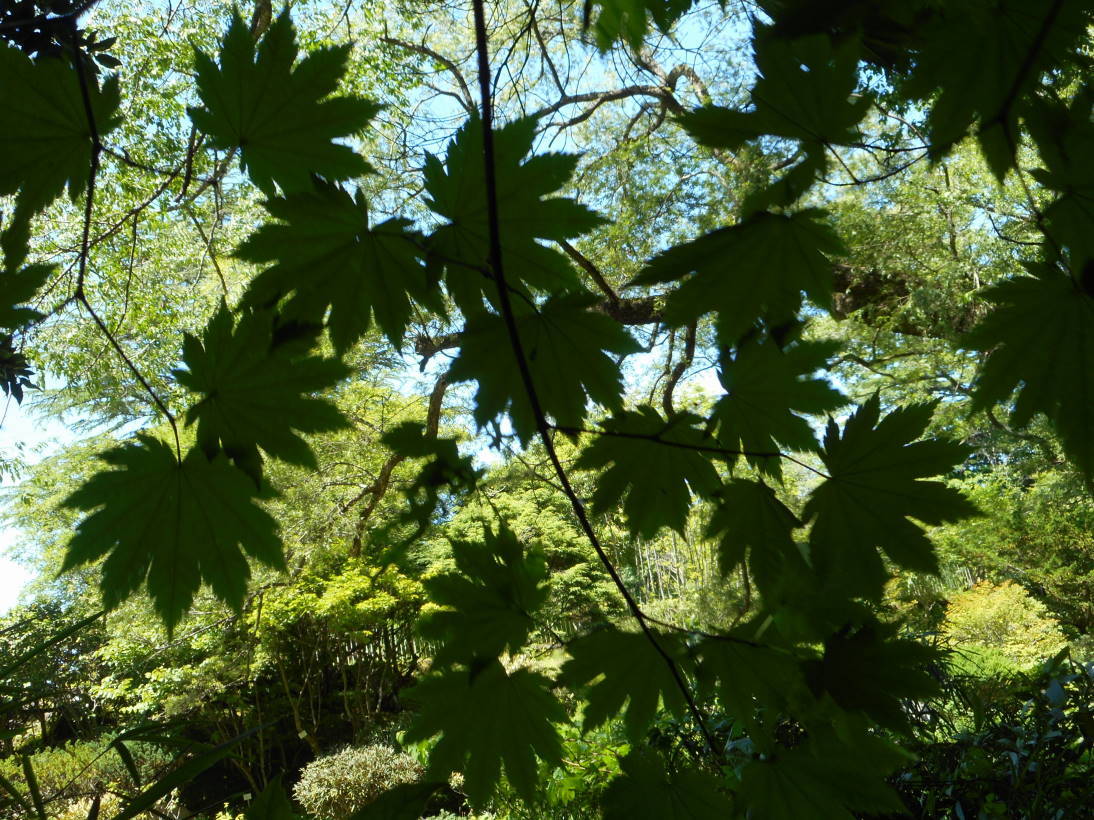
(0, 396, 73, 612)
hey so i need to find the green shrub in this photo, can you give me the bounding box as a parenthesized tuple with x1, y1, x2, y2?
(293, 744, 424, 820)
(942, 581, 1068, 669)
(0, 737, 172, 819)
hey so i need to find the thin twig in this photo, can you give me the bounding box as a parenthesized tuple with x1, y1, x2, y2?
(470, 0, 716, 754)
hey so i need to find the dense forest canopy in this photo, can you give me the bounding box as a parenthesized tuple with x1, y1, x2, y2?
(1, 0, 1093, 817)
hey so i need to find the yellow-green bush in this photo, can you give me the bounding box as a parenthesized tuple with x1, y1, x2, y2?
(293, 744, 423, 819)
(942, 581, 1067, 669)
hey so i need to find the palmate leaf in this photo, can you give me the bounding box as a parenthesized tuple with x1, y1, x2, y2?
(237, 183, 441, 352)
(378, 422, 480, 540)
(0, 44, 120, 266)
(965, 261, 1094, 482)
(403, 659, 564, 805)
(419, 526, 548, 664)
(601, 752, 732, 819)
(582, 0, 692, 50)
(244, 779, 300, 820)
(173, 305, 350, 485)
(713, 335, 844, 478)
(189, 11, 379, 196)
(447, 295, 640, 442)
(802, 395, 977, 598)
(62, 436, 284, 633)
(803, 620, 940, 732)
(633, 209, 844, 341)
(705, 478, 800, 578)
(695, 634, 804, 740)
(1027, 91, 1094, 264)
(909, 0, 1090, 179)
(0, 264, 52, 330)
(348, 782, 447, 820)
(575, 407, 721, 538)
(424, 116, 605, 311)
(679, 31, 869, 151)
(562, 627, 692, 741)
(736, 733, 906, 820)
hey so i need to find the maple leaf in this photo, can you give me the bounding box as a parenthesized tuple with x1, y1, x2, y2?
(378, 422, 481, 540)
(174, 305, 350, 484)
(695, 635, 804, 739)
(601, 752, 732, 819)
(403, 659, 565, 805)
(424, 116, 605, 311)
(62, 436, 284, 633)
(0, 45, 120, 266)
(348, 782, 447, 820)
(189, 11, 379, 196)
(0, 264, 52, 330)
(419, 526, 548, 664)
(575, 407, 721, 538)
(802, 396, 977, 598)
(736, 733, 906, 820)
(238, 183, 441, 352)
(965, 261, 1094, 482)
(909, 0, 1090, 179)
(582, 0, 692, 50)
(447, 295, 640, 442)
(1026, 91, 1094, 265)
(633, 210, 844, 341)
(679, 31, 869, 151)
(562, 626, 692, 740)
(713, 335, 844, 477)
(705, 478, 801, 579)
(803, 620, 940, 732)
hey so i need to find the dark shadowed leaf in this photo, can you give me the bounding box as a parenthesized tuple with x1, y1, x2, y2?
(403, 659, 564, 805)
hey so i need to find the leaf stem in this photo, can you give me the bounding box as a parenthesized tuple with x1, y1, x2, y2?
(469, 0, 716, 754)
(70, 22, 182, 461)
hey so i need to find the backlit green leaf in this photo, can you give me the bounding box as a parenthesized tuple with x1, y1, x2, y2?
(802, 396, 977, 598)
(404, 659, 564, 805)
(634, 210, 844, 341)
(562, 627, 692, 740)
(448, 295, 640, 442)
(174, 305, 350, 484)
(238, 183, 441, 352)
(0, 45, 120, 266)
(576, 407, 721, 538)
(189, 11, 379, 195)
(62, 436, 283, 633)
(965, 262, 1094, 481)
